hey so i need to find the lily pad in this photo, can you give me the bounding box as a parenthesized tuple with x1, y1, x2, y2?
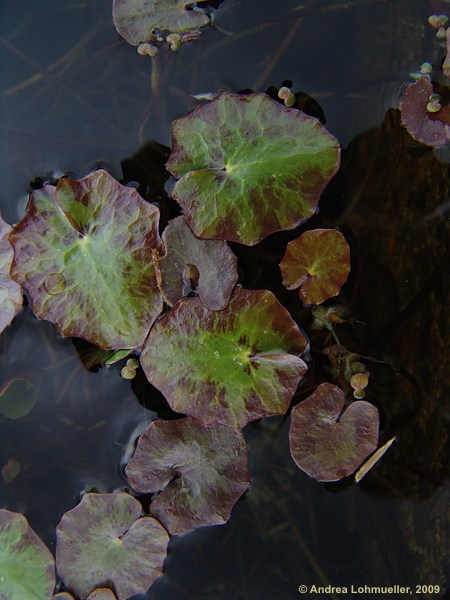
(279, 229, 350, 305)
(167, 92, 340, 246)
(0, 214, 22, 335)
(159, 216, 238, 310)
(140, 288, 308, 429)
(399, 77, 450, 147)
(113, 0, 211, 46)
(0, 508, 55, 600)
(126, 417, 250, 534)
(0, 377, 37, 420)
(56, 492, 169, 600)
(289, 383, 379, 481)
(9, 170, 163, 350)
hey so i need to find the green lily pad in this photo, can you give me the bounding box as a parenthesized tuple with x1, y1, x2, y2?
(113, 0, 211, 46)
(167, 92, 340, 246)
(280, 229, 351, 305)
(126, 417, 250, 535)
(159, 216, 238, 310)
(140, 288, 308, 429)
(289, 383, 379, 482)
(0, 377, 37, 420)
(56, 492, 169, 600)
(0, 214, 22, 336)
(0, 508, 55, 600)
(9, 170, 163, 350)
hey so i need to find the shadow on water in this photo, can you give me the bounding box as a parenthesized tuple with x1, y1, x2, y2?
(1, 0, 449, 598)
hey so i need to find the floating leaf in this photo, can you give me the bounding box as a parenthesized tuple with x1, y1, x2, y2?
(141, 288, 308, 429)
(280, 229, 350, 305)
(159, 216, 238, 310)
(167, 92, 340, 246)
(0, 214, 22, 335)
(289, 383, 379, 482)
(399, 77, 450, 147)
(10, 170, 163, 350)
(126, 417, 250, 534)
(0, 509, 55, 600)
(113, 0, 211, 46)
(0, 378, 37, 420)
(56, 492, 169, 600)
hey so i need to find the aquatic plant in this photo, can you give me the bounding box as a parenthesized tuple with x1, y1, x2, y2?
(56, 493, 169, 600)
(125, 417, 250, 534)
(167, 92, 340, 245)
(0, 509, 55, 599)
(0, 214, 22, 336)
(0, 0, 397, 591)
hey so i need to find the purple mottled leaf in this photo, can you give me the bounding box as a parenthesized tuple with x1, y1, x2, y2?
(289, 383, 379, 482)
(0, 214, 22, 335)
(9, 170, 163, 350)
(56, 492, 168, 600)
(140, 288, 308, 429)
(400, 77, 450, 147)
(0, 509, 55, 599)
(167, 92, 340, 246)
(280, 229, 350, 305)
(159, 216, 238, 310)
(113, 0, 211, 46)
(126, 417, 250, 534)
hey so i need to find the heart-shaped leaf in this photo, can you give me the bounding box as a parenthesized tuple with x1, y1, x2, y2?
(0, 214, 22, 336)
(399, 77, 450, 147)
(56, 492, 169, 600)
(0, 509, 55, 600)
(140, 288, 308, 429)
(289, 383, 379, 481)
(280, 229, 350, 305)
(167, 92, 340, 246)
(9, 170, 163, 350)
(113, 0, 211, 46)
(159, 216, 238, 310)
(126, 417, 250, 535)
(0, 377, 37, 420)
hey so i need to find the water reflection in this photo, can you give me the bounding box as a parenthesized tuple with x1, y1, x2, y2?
(0, 307, 154, 545)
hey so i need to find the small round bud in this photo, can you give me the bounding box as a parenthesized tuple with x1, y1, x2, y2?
(277, 86, 291, 100)
(427, 100, 442, 113)
(350, 372, 369, 399)
(137, 43, 158, 57)
(284, 92, 296, 107)
(428, 15, 440, 28)
(420, 62, 433, 74)
(126, 358, 139, 370)
(121, 365, 136, 380)
(166, 33, 182, 51)
(436, 26, 447, 39)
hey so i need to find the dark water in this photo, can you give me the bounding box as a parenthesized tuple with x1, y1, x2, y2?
(1, 1, 449, 599)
